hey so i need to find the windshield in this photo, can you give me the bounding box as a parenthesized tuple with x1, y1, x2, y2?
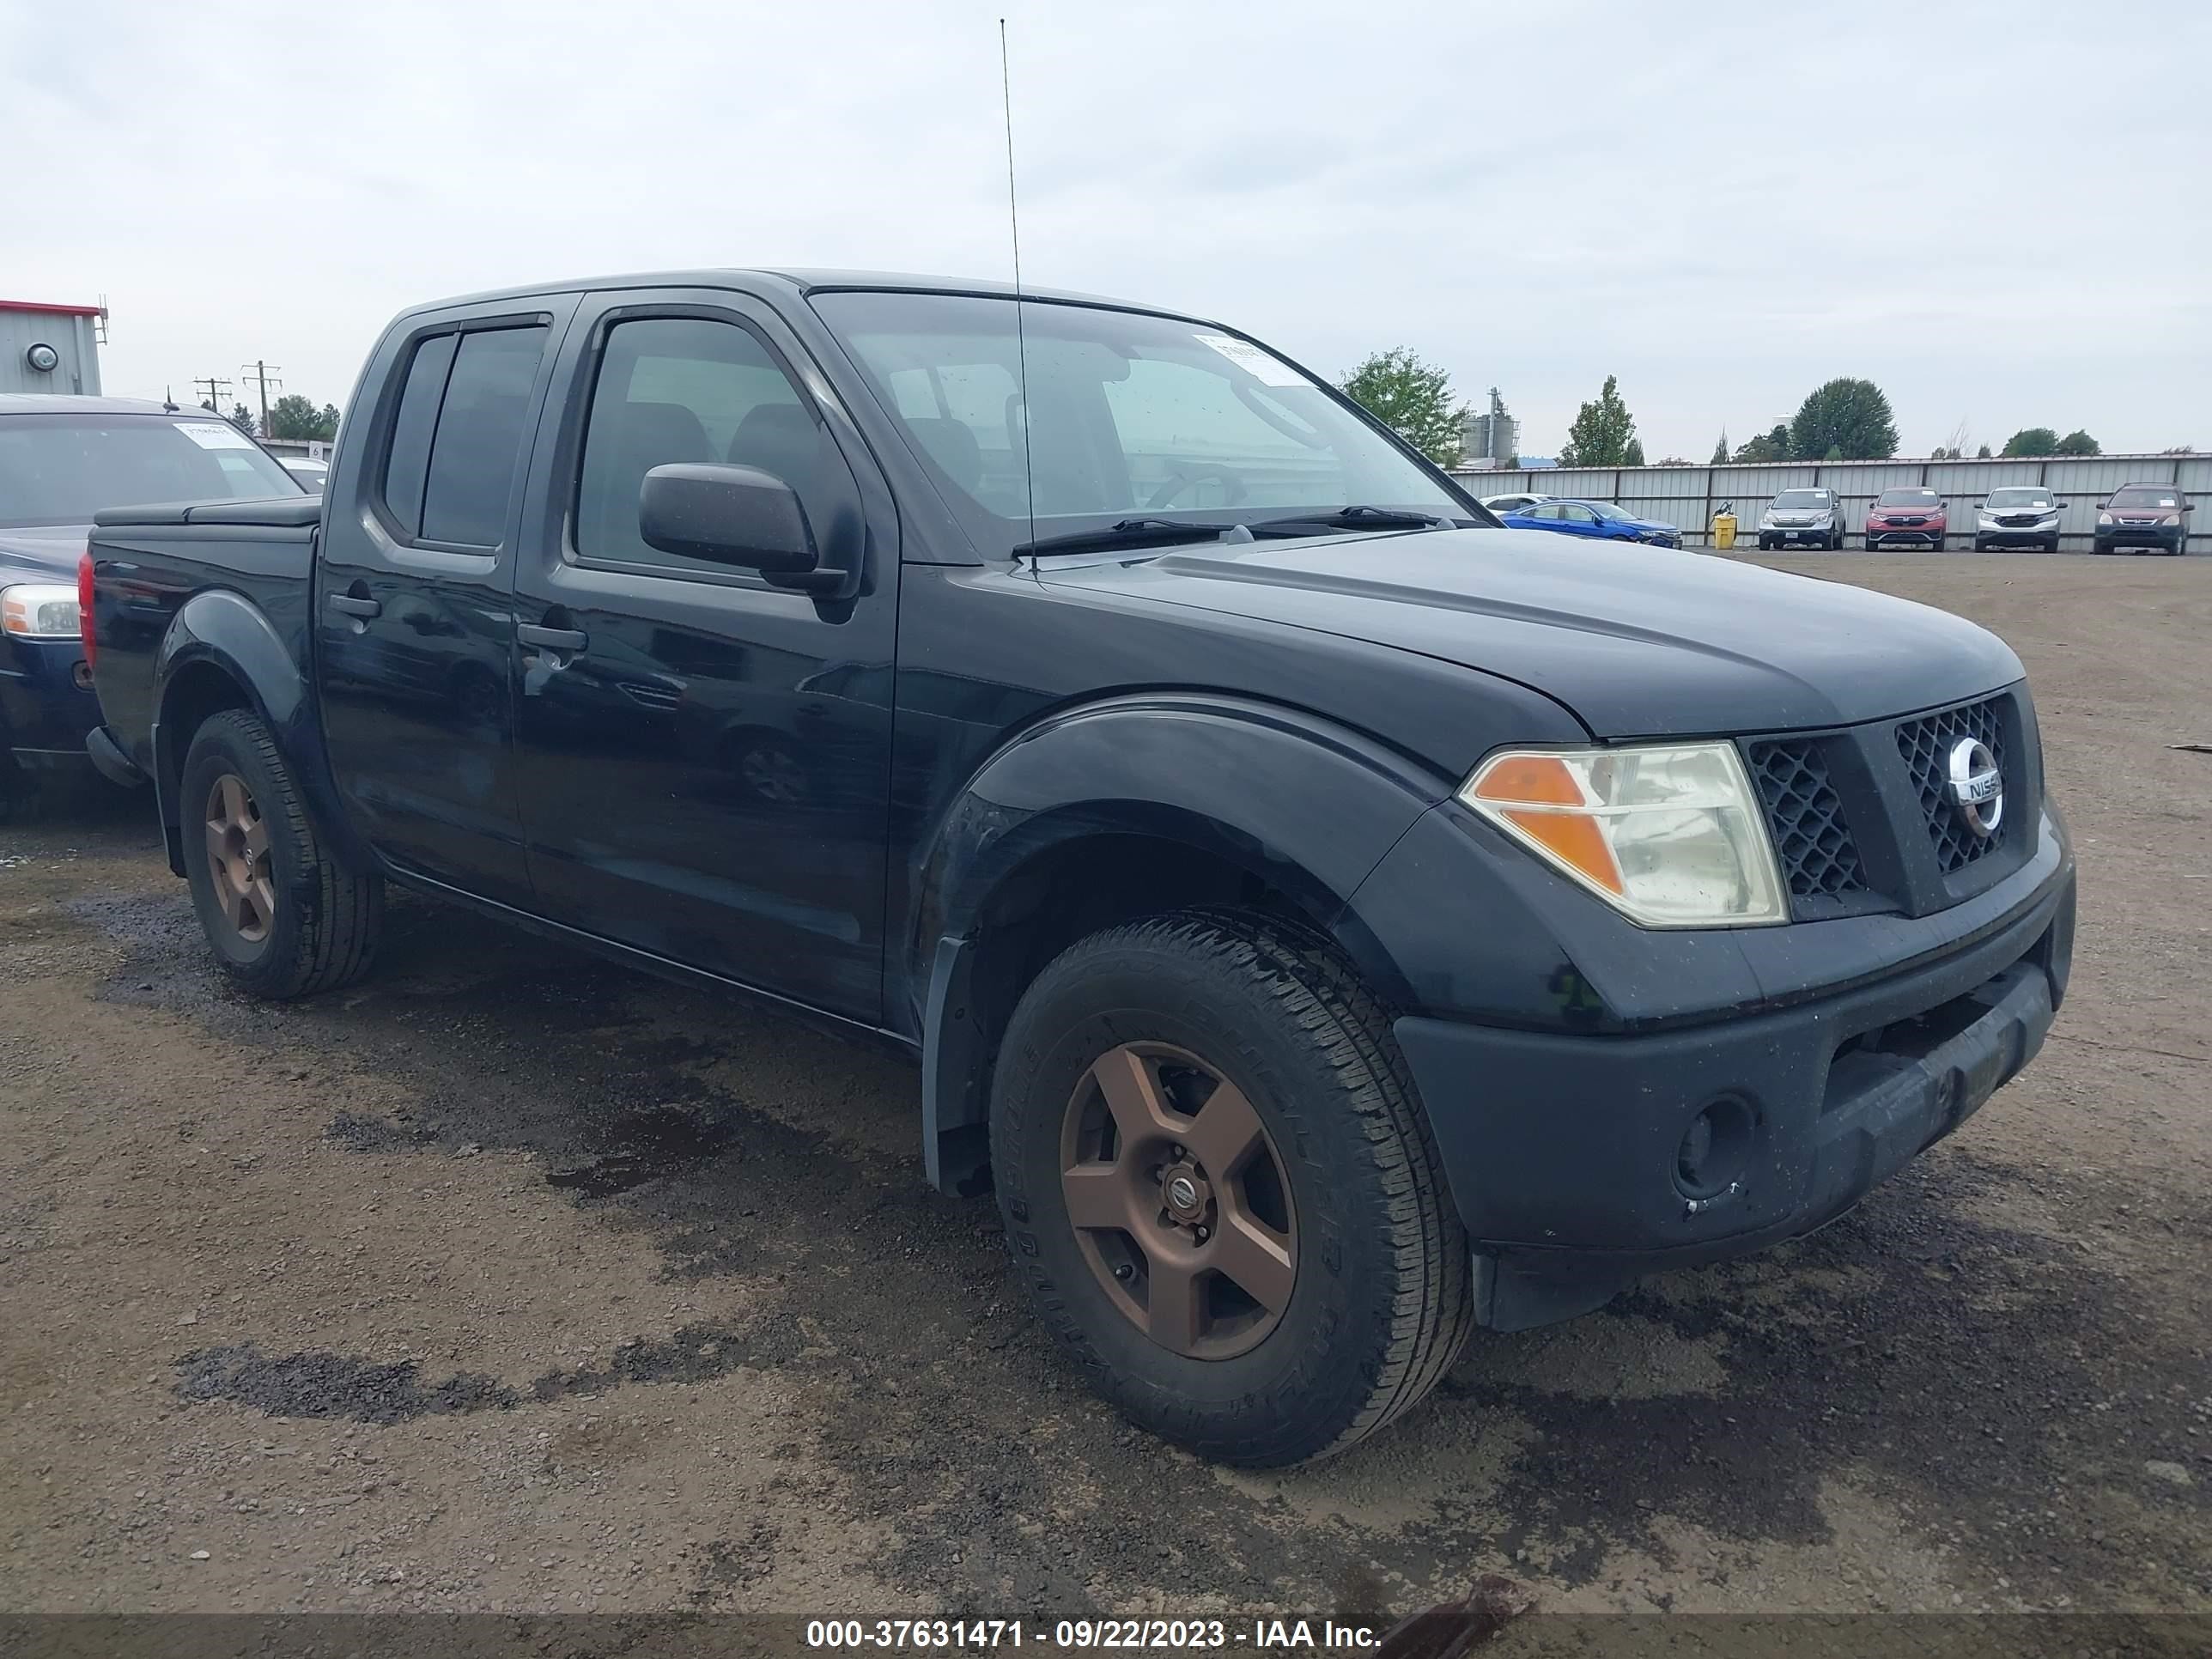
(811, 291, 1465, 554)
(1985, 489, 2054, 509)
(1587, 502, 1638, 521)
(1877, 489, 1939, 506)
(1772, 489, 1830, 507)
(2110, 486, 2180, 508)
(0, 413, 301, 528)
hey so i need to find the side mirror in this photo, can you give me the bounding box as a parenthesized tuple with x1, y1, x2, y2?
(639, 463, 847, 593)
(2057, 500, 2070, 508)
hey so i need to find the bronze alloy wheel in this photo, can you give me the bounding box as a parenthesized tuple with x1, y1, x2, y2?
(1060, 1041, 1298, 1359)
(203, 773, 276, 945)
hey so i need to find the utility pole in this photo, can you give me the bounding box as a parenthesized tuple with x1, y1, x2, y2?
(191, 375, 233, 414)
(241, 361, 283, 440)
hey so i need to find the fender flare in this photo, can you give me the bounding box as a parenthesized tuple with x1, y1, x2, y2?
(911, 693, 1450, 1192)
(149, 590, 359, 873)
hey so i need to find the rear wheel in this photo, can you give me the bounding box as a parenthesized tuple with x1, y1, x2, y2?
(990, 911, 1473, 1466)
(180, 709, 382, 1000)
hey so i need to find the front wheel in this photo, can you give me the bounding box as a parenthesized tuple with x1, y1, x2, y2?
(1931, 535, 1947, 552)
(1974, 537, 1991, 553)
(990, 912, 1473, 1467)
(1865, 536, 1881, 550)
(180, 708, 382, 1000)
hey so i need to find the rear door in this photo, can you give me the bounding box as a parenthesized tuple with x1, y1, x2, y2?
(315, 297, 578, 907)
(507, 288, 898, 1023)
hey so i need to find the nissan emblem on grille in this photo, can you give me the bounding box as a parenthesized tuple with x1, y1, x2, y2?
(1947, 738, 2004, 838)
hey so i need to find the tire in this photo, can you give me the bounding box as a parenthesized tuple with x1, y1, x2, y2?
(1974, 538, 1990, 553)
(1931, 536, 1947, 552)
(179, 708, 382, 1000)
(1830, 528, 1846, 550)
(1865, 536, 1881, 550)
(2094, 538, 2112, 556)
(2045, 537, 2061, 555)
(990, 910, 1473, 1467)
(1757, 536, 1774, 551)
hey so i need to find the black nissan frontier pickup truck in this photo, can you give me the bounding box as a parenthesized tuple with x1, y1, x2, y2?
(82, 270, 2075, 1466)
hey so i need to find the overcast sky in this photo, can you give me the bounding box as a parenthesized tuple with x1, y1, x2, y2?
(4, 0, 2204, 459)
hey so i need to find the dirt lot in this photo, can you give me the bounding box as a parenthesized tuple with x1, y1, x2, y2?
(2, 555, 2207, 1629)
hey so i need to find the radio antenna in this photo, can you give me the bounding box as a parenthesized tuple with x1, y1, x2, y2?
(1000, 17, 1036, 554)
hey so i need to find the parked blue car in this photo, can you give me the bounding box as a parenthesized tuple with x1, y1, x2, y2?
(1498, 498, 1683, 549)
(1, 393, 302, 811)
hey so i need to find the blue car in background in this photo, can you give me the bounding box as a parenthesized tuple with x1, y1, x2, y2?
(1498, 498, 1683, 549)
(1, 394, 302, 814)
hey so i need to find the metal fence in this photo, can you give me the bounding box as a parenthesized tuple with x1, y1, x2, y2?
(1449, 453, 2210, 552)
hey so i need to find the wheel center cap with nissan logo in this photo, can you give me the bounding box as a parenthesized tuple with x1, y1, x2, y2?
(1947, 737, 2004, 838)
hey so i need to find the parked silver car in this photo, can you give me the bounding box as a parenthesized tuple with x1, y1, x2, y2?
(1756, 487, 1845, 550)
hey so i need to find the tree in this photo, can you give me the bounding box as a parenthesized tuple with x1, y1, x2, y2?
(1339, 349, 1468, 466)
(1711, 432, 1730, 465)
(2053, 428, 2100, 457)
(1976, 444, 1992, 459)
(266, 394, 340, 442)
(1733, 424, 1792, 464)
(1789, 379, 1898, 461)
(1558, 374, 1639, 467)
(227, 403, 257, 437)
(2001, 427, 2061, 457)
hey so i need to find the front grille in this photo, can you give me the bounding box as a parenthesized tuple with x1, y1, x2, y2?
(1896, 697, 2008, 872)
(1747, 739, 1869, 902)
(1997, 514, 2042, 527)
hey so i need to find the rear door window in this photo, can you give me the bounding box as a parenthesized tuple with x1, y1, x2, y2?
(419, 326, 551, 546)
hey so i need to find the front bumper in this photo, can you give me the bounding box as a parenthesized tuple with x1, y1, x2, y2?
(1, 635, 100, 771)
(1867, 524, 1946, 546)
(1977, 524, 2061, 548)
(2097, 526, 2185, 553)
(1761, 522, 1836, 544)
(1391, 860, 2075, 1331)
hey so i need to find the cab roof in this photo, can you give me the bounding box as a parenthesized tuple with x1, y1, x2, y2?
(396, 268, 1212, 325)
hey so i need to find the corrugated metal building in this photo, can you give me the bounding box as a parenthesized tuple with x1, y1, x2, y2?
(1451, 453, 2209, 552)
(0, 300, 105, 395)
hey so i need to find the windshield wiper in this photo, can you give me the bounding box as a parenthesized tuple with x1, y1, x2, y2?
(1242, 505, 1454, 535)
(1013, 518, 1231, 557)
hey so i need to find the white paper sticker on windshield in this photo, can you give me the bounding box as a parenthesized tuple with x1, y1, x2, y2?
(1194, 332, 1306, 388)
(173, 419, 255, 451)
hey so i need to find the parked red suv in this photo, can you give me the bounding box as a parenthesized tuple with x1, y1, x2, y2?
(2094, 483, 2191, 556)
(1865, 487, 1948, 550)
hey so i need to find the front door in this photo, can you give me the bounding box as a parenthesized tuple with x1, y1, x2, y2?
(314, 296, 577, 906)
(507, 291, 897, 1023)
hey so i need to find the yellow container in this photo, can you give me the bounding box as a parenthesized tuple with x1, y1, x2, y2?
(1711, 512, 1737, 550)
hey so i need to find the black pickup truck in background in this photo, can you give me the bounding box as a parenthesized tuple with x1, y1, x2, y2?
(83, 270, 2075, 1465)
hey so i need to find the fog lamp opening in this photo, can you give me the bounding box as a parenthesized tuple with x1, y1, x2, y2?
(1675, 1097, 1753, 1200)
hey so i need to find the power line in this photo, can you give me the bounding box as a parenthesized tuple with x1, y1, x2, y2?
(240, 360, 283, 437)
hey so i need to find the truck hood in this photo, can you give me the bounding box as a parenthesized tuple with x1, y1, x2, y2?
(0, 524, 88, 580)
(1038, 527, 2023, 738)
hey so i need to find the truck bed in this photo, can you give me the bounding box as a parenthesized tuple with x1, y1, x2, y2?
(88, 495, 324, 790)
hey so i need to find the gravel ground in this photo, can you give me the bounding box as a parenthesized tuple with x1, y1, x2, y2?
(1, 554, 2207, 1630)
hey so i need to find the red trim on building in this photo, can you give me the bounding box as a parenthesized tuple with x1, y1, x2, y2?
(0, 300, 106, 318)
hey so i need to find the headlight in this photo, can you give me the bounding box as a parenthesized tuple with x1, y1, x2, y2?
(2098, 513, 2113, 526)
(1978, 514, 1998, 528)
(1758, 515, 1777, 528)
(0, 583, 82, 640)
(2161, 514, 2183, 526)
(1458, 744, 1787, 928)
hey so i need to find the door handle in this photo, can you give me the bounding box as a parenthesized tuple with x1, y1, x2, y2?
(518, 623, 588, 652)
(326, 592, 381, 619)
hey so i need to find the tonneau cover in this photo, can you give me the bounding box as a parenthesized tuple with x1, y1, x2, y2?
(94, 495, 322, 530)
